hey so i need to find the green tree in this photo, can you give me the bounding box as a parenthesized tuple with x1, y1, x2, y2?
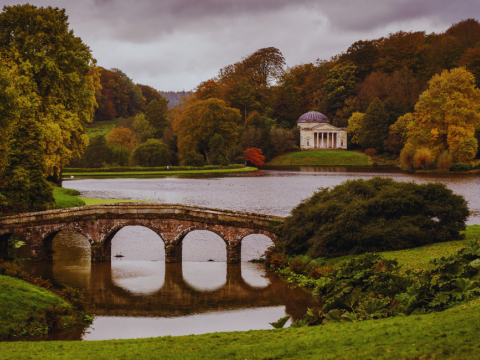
(280, 177, 469, 258)
(358, 98, 390, 152)
(322, 63, 358, 118)
(108, 144, 131, 167)
(145, 98, 169, 138)
(173, 98, 240, 164)
(0, 4, 99, 175)
(180, 150, 205, 167)
(131, 139, 172, 167)
(82, 135, 113, 168)
(133, 113, 155, 143)
(207, 134, 227, 165)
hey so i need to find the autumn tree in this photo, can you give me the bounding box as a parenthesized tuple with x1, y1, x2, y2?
(106, 127, 136, 150)
(138, 84, 163, 106)
(244, 148, 265, 166)
(269, 127, 297, 154)
(0, 4, 100, 177)
(133, 113, 155, 143)
(405, 67, 480, 162)
(174, 98, 240, 164)
(346, 112, 365, 145)
(342, 40, 379, 80)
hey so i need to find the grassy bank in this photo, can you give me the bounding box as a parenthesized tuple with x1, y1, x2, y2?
(85, 118, 117, 138)
(63, 167, 257, 177)
(53, 188, 86, 209)
(1, 298, 480, 359)
(0, 275, 71, 339)
(268, 150, 371, 166)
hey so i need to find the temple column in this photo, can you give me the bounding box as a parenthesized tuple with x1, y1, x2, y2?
(335, 133, 337, 148)
(321, 133, 324, 148)
(314, 132, 317, 148)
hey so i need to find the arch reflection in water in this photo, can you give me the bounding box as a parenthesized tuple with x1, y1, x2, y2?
(182, 262, 226, 291)
(50, 231, 92, 288)
(182, 230, 226, 262)
(112, 261, 165, 296)
(241, 262, 270, 288)
(111, 226, 165, 260)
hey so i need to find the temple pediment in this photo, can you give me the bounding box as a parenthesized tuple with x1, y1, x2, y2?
(310, 123, 342, 131)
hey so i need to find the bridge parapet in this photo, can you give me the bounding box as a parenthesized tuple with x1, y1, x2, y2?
(0, 203, 284, 263)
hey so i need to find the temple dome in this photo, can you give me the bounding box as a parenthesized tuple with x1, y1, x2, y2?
(297, 111, 329, 124)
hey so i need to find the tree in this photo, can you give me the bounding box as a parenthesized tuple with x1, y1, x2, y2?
(405, 67, 480, 162)
(269, 128, 297, 155)
(133, 113, 155, 143)
(280, 177, 469, 258)
(358, 98, 390, 152)
(346, 112, 365, 145)
(131, 139, 172, 167)
(207, 134, 226, 165)
(81, 135, 113, 168)
(173, 98, 240, 163)
(106, 127, 136, 150)
(145, 98, 169, 138)
(245, 148, 265, 166)
(181, 150, 205, 167)
(137, 84, 163, 106)
(108, 144, 131, 167)
(322, 63, 358, 118)
(342, 40, 379, 80)
(0, 4, 99, 175)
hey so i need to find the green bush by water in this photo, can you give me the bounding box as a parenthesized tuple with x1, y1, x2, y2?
(450, 162, 473, 172)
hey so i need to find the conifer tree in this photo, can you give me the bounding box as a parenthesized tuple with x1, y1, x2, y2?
(359, 98, 390, 152)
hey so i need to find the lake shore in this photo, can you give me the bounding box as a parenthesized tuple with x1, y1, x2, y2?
(62, 167, 257, 177)
(268, 150, 371, 166)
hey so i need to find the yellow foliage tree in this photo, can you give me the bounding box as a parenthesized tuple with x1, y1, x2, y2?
(173, 98, 240, 163)
(405, 67, 480, 162)
(346, 112, 365, 145)
(390, 113, 414, 142)
(106, 127, 136, 150)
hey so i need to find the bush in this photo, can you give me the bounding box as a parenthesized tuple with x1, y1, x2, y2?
(364, 148, 377, 157)
(181, 150, 205, 167)
(450, 162, 473, 172)
(399, 146, 415, 170)
(131, 139, 172, 167)
(437, 150, 453, 170)
(279, 177, 469, 259)
(413, 147, 433, 169)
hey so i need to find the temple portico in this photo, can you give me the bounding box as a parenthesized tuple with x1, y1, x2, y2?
(297, 111, 347, 150)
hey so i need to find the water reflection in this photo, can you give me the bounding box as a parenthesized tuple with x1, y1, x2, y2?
(52, 231, 91, 261)
(24, 260, 319, 340)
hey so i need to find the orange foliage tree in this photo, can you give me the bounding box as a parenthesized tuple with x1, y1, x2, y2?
(244, 148, 265, 166)
(106, 127, 136, 150)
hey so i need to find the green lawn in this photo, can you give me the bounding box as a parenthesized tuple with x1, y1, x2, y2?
(0, 275, 70, 339)
(53, 187, 86, 209)
(85, 119, 117, 138)
(1, 297, 480, 359)
(64, 167, 257, 177)
(268, 150, 371, 166)
(316, 225, 479, 273)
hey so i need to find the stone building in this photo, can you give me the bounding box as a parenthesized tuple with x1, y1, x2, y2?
(297, 111, 347, 150)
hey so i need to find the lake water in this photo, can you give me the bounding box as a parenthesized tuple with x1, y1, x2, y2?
(23, 167, 480, 340)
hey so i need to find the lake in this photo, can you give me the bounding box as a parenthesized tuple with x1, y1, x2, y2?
(24, 166, 480, 340)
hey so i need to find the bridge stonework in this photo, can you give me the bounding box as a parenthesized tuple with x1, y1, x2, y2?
(0, 204, 284, 263)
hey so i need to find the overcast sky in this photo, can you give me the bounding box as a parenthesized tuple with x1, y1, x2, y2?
(0, 0, 477, 91)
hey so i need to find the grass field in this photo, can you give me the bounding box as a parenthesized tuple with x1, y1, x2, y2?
(53, 187, 86, 209)
(64, 167, 258, 177)
(85, 119, 117, 138)
(1, 297, 480, 358)
(268, 150, 371, 166)
(0, 275, 70, 339)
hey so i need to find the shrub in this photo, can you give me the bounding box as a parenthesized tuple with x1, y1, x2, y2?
(450, 162, 473, 172)
(180, 150, 205, 167)
(288, 256, 311, 275)
(413, 147, 434, 169)
(131, 139, 172, 167)
(279, 177, 469, 259)
(399, 146, 415, 170)
(364, 148, 377, 157)
(437, 150, 453, 170)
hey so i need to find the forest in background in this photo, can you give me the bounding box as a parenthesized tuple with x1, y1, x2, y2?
(85, 18, 480, 169)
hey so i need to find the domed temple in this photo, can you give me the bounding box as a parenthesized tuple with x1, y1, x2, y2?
(297, 111, 347, 150)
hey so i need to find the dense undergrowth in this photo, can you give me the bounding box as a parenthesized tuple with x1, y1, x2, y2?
(0, 261, 92, 339)
(268, 226, 480, 329)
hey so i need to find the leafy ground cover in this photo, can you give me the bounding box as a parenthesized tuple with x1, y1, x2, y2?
(1, 298, 480, 359)
(63, 167, 257, 177)
(0, 275, 70, 338)
(268, 150, 371, 166)
(85, 118, 117, 138)
(53, 188, 86, 209)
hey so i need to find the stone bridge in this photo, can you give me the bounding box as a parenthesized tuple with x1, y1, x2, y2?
(0, 203, 284, 263)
